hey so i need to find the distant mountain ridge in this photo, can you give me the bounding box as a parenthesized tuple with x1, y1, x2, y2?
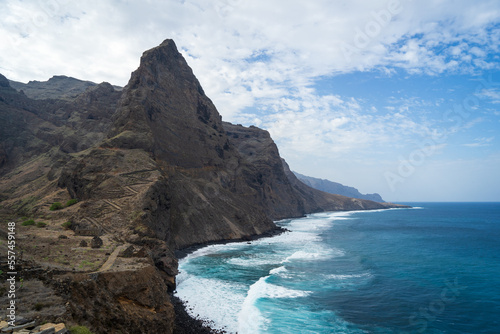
(9, 75, 122, 100)
(294, 171, 385, 202)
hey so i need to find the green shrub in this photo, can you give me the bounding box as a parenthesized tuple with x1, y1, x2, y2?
(70, 326, 93, 334)
(22, 219, 36, 226)
(49, 202, 63, 211)
(65, 199, 78, 207)
(36, 222, 47, 228)
(62, 221, 72, 229)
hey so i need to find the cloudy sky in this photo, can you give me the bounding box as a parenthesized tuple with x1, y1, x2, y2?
(2, 0, 500, 202)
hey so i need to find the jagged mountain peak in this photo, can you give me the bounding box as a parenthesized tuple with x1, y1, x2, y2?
(108, 39, 227, 168)
(128, 39, 204, 95)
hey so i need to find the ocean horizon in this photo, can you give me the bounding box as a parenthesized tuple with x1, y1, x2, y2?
(175, 202, 500, 333)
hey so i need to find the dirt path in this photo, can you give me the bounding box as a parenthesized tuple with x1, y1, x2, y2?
(98, 244, 126, 272)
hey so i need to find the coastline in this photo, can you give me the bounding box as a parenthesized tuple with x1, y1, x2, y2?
(174, 204, 409, 260)
(172, 206, 412, 333)
(172, 226, 288, 333)
(171, 294, 227, 334)
(174, 225, 288, 260)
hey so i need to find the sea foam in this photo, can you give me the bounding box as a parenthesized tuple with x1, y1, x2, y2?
(237, 275, 311, 334)
(283, 248, 345, 262)
(176, 209, 360, 333)
(175, 273, 245, 332)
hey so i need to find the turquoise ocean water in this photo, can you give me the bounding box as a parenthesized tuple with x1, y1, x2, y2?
(175, 203, 500, 333)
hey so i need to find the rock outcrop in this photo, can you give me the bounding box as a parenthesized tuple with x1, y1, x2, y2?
(65, 264, 175, 334)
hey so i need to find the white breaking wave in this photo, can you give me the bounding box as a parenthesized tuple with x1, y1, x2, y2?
(283, 247, 345, 263)
(175, 271, 246, 332)
(227, 253, 284, 267)
(181, 242, 243, 262)
(237, 276, 311, 334)
(269, 266, 287, 275)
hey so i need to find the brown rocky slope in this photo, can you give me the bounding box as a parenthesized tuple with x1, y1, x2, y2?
(0, 39, 406, 333)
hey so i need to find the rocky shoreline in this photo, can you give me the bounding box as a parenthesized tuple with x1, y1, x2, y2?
(171, 294, 226, 334)
(171, 227, 289, 333)
(175, 226, 288, 260)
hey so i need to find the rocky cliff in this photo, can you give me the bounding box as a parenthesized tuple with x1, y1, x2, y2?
(0, 39, 405, 334)
(294, 171, 385, 202)
(58, 39, 277, 251)
(223, 123, 395, 217)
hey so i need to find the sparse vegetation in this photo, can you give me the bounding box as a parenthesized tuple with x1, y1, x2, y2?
(36, 222, 47, 228)
(70, 326, 94, 334)
(50, 199, 78, 211)
(49, 202, 63, 211)
(22, 219, 36, 226)
(62, 221, 72, 229)
(78, 260, 95, 269)
(33, 302, 45, 311)
(66, 198, 78, 207)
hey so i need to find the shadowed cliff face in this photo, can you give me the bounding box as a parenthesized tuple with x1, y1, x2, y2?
(223, 122, 307, 219)
(108, 39, 232, 168)
(223, 121, 401, 216)
(0, 74, 121, 175)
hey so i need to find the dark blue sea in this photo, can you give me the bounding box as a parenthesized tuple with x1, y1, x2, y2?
(175, 203, 500, 333)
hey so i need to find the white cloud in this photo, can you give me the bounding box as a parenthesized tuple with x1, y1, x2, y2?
(463, 136, 495, 147)
(476, 88, 500, 103)
(261, 90, 433, 159)
(2, 0, 499, 89)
